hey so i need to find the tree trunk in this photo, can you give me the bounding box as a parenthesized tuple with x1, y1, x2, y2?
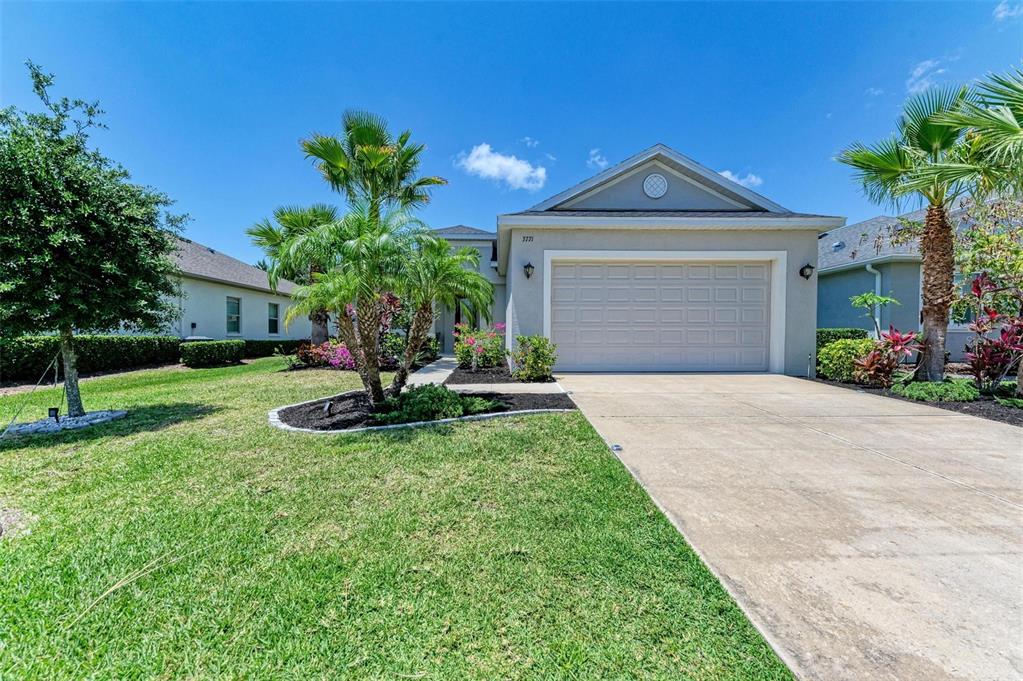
(335, 310, 376, 400)
(917, 204, 955, 382)
(309, 310, 330, 345)
(355, 296, 386, 405)
(1017, 357, 1023, 398)
(60, 326, 86, 417)
(391, 302, 434, 393)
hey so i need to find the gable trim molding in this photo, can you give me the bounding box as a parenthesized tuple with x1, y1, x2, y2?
(559, 159, 752, 211)
(528, 143, 789, 214)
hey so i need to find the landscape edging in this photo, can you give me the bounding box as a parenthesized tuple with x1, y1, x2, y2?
(267, 389, 574, 435)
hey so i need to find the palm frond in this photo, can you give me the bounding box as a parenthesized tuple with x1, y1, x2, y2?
(900, 85, 970, 158)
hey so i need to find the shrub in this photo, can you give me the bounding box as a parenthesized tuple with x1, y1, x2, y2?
(296, 341, 356, 369)
(180, 340, 244, 368)
(0, 335, 181, 380)
(816, 328, 869, 353)
(817, 338, 875, 382)
(454, 323, 506, 370)
(892, 379, 979, 403)
(511, 335, 558, 382)
(242, 339, 307, 359)
(996, 396, 1023, 409)
(375, 384, 499, 425)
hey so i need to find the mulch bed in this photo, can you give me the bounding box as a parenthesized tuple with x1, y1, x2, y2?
(811, 378, 1023, 428)
(444, 364, 555, 385)
(277, 390, 576, 432)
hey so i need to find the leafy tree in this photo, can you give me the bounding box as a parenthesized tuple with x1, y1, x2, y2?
(953, 199, 1023, 395)
(0, 63, 181, 417)
(248, 204, 339, 345)
(839, 87, 975, 381)
(391, 238, 494, 392)
(284, 203, 421, 404)
(849, 292, 901, 338)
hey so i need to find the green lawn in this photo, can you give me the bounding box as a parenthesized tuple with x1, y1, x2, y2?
(0, 358, 790, 679)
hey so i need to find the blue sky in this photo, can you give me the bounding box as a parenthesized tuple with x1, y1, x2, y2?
(3, 2, 1020, 264)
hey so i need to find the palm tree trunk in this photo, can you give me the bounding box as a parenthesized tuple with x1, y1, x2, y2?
(59, 326, 86, 417)
(391, 302, 434, 393)
(335, 310, 376, 397)
(355, 296, 386, 404)
(309, 310, 330, 345)
(918, 204, 955, 382)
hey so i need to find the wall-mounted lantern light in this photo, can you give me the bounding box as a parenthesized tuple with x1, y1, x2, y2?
(523, 262, 535, 279)
(799, 263, 815, 280)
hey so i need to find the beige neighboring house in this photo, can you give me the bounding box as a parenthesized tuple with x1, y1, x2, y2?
(489, 144, 845, 373)
(169, 237, 310, 341)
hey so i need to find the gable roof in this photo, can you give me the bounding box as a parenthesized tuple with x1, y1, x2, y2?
(817, 206, 963, 272)
(173, 237, 297, 294)
(431, 225, 497, 240)
(526, 143, 789, 214)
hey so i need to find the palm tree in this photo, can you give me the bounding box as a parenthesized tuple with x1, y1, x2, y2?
(301, 110, 447, 220)
(925, 68, 1023, 197)
(285, 203, 422, 404)
(247, 204, 339, 345)
(839, 87, 975, 381)
(391, 238, 494, 392)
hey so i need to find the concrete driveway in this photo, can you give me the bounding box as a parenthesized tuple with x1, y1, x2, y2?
(557, 373, 1023, 681)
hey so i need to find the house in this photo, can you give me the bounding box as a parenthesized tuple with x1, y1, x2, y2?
(169, 237, 311, 341)
(816, 208, 973, 360)
(468, 143, 844, 373)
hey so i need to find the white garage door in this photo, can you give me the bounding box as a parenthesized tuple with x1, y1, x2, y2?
(550, 261, 771, 371)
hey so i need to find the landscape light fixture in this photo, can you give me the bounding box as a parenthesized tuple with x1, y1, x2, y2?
(799, 263, 815, 280)
(523, 262, 535, 279)
(48, 407, 60, 422)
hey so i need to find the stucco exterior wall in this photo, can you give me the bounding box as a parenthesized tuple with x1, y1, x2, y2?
(504, 227, 821, 375)
(567, 162, 746, 211)
(172, 276, 311, 340)
(817, 267, 876, 332)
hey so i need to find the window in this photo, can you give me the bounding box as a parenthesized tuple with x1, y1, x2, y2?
(226, 297, 241, 334)
(268, 302, 280, 335)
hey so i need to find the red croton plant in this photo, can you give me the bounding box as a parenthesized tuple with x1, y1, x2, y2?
(853, 326, 922, 388)
(963, 273, 1023, 395)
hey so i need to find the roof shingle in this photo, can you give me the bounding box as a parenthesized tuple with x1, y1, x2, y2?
(173, 237, 297, 294)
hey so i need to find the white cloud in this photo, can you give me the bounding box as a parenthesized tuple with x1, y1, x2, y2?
(545, 152, 557, 162)
(587, 148, 609, 170)
(520, 136, 540, 148)
(456, 143, 546, 191)
(994, 1, 1023, 20)
(865, 87, 884, 97)
(906, 59, 947, 94)
(719, 169, 763, 188)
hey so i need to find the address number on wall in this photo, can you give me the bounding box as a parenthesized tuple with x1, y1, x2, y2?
(521, 235, 533, 242)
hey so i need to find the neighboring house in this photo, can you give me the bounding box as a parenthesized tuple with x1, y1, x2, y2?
(169, 237, 311, 341)
(429, 225, 506, 353)
(486, 144, 845, 373)
(816, 208, 973, 360)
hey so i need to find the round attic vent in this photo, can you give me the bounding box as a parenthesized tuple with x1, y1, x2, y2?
(642, 173, 668, 199)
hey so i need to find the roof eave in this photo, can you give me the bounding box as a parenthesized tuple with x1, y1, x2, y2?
(818, 254, 922, 274)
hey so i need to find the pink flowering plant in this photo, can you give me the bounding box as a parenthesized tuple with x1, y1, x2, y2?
(453, 322, 506, 370)
(963, 274, 1023, 394)
(295, 340, 356, 370)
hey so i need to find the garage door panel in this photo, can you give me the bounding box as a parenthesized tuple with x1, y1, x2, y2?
(550, 260, 770, 372)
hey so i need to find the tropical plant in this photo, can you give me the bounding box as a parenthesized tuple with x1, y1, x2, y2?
(375, 384, 497, 425)
(391, 238, 494, 391)
(928, 68, 1023, 198)
(248, 204, 339, 344)
(891, 378, 979, 403)
(815, 328, 870, 353)
(849, 292, 901, 338)
(302, 109, 446, 220)
(839, 86, 975, 381)
(284, 203, 420, 403)
(853, 327, 922, 388)
(0, 62, 182, 416)
(963, 274, 1023, 394)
